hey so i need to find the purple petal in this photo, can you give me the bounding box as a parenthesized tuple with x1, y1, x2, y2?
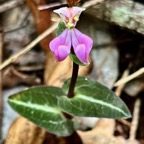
(71, 28, 93, 64)
(49, 29, 71, 61)
(55, 45, 71, 61)
(75, 44, 89, 64)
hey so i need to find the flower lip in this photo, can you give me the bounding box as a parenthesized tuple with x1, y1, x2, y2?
(71, 28, 93, 64)
(49, 27, 93, 64)
(49, 29, 71, 61)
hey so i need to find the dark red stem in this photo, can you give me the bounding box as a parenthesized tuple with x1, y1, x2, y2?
(67, 62, 79, 98)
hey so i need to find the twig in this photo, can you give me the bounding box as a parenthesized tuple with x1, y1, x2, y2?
(114, 69, 131, 127)
(17, 64, 44, 71)
(115, 69, 129, 96)
(0, 0, 25, 13)
(114, 67, 144, 87)
(37, 0, 104, 10)
(0, 33, 3, 143)
(82, 0, 105, 8)
(10, 66, 41, 84)
(0, 23, 58, 71)
(118, 119, 131, 127)
(38, 2, 67, 10)
(129, 98, 141, 141)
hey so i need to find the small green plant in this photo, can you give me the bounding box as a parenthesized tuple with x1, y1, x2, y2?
(8, 0, 131, 137)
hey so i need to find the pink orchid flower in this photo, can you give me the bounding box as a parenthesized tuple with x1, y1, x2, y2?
(49, 7, 93, 64)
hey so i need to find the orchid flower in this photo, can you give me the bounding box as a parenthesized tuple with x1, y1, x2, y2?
(49, 7, 93, 64)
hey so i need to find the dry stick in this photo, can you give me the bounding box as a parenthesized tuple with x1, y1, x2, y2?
(82, 0, 105, 8)
(0, 0, 25, 13)
(115, 69, 129, 96)
(17, 64, 44, 71)
(114, 67, 144, 87)
(0, 23, 58, 71)
(38, 0, 104, 10)
(115, 69, 131, 127)
(129, 98, 141, 141)
(38, 2, 67, 10)
(0, 33, 3, 142)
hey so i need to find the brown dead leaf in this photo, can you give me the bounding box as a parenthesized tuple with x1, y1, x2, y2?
(44, 54, 92, 87)
(77, 118, 116, 144)
(126, 140, 140, 144)
(77, 118, 138, 144)
(5, 117, 46, 144)
(2, 66, 41, 88)
(26, 0, 52, 52)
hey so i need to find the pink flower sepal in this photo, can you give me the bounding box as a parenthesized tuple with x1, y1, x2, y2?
(54, 7, 85, 29)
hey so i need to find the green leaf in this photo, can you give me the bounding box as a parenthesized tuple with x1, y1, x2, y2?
(59, 77, 131, 119)
(69, 54, 87, 66)
(63, 77, 95, 93)
(56, 22, 66, 36)
(8, 86, 75, 136)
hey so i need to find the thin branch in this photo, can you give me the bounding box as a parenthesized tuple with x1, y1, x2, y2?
(115, 68, 131, 127)
(37, 0, 104, 10)
(118, 118, 131, 127)
(0, 23, 58, 70)
(17, 64, 44, 71)
(82, 0, 105, 8)
(38, 2, 67, 10)
(0, 33, 3, 143)
(0, 0, 25, 13)
(115, 69, 129, 96)
(114, 67, 144, 87)
(129, 98, 141, 141)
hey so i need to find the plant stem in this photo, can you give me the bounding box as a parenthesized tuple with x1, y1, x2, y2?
(67, 62, 79, 98)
